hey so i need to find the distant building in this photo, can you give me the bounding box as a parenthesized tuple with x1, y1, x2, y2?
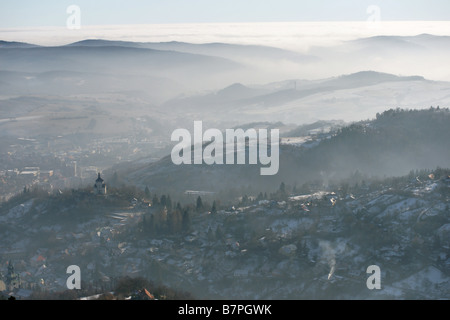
(93, 173, 107, 195)
(0, 279, 5, 292)
(0, 271, 6, 292)
(6, 262, 21, 291)
(40, 170, 54, 179)
(444, 175, 450, 185)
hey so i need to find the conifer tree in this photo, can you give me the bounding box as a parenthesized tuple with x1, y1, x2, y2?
(211, 201, 217, 214)
(196, 196, 203, 212)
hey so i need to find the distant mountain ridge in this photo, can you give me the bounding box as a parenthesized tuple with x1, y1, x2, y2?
(0, 40, 39, 48)
(163, 70, 428, 119)
(66, 38, 317, 62)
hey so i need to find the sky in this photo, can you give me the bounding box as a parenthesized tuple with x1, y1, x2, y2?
(0, 0, 449, 28)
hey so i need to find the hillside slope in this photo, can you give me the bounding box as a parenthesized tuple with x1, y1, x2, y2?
(117, 108, 450, 197)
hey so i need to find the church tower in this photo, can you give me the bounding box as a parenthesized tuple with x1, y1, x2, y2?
(6, 261, 20, 290)
(93, 173, 107, 195)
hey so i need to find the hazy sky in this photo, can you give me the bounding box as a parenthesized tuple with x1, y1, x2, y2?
(1, 0, 449, 28)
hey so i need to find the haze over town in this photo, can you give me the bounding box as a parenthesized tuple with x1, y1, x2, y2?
(0, 1, 449, 300)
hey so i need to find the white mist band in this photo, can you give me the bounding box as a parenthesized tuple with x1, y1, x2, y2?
(171, 121, 279, 176)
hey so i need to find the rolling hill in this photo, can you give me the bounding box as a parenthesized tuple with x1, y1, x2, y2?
(114, 108, 450, 198)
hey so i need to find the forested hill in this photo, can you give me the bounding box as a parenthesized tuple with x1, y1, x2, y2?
(116, 108, 450, 198)
(297, 107, 450, 179)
